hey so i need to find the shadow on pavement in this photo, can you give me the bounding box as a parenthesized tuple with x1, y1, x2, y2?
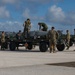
(46, 61, 75, 68)
(0, 49, 41, 53)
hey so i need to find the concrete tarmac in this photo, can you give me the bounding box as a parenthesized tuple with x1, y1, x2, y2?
(0, 45, 75, 75)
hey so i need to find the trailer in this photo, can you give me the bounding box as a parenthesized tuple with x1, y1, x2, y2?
(7, 30, 67, 52)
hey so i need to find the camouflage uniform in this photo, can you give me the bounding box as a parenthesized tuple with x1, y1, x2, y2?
(1, 31, 5, 50)
(23, 19, 31, 37)
(38, 22, 48, 31)
(66, 30, 70, 50)
(16, 30, 22, 50)
(23, 19, 31, 33)
(48, 27, 58, 53)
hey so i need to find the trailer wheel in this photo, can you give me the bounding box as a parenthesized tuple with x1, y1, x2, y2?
(39, 42, 48, 52)
(9, 41, 16, 51)
(69, 39, 73, 46)
(56, 44, 65, 51)
(4, 42, 8, 49)
(27, 42, 33, 50)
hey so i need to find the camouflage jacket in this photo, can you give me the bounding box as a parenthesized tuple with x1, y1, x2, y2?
(47, 30, 59, 41)
(1, 34, 5, 43)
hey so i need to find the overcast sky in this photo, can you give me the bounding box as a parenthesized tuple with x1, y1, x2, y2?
(0, 0, 75, 34)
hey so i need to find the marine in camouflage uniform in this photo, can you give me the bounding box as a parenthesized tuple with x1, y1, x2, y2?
(47, 27, 58, 53)
(66, 30, 70, 50)
(1, 31, 5, 50)
(23, 18, 31, 37)
(16, 30, 22, 50)
(38, 22, 48, 31)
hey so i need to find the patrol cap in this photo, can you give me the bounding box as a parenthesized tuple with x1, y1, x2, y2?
(66, 30, 69, 32)
(19, 30, 21, 32)
(27, 18, 30, 20)
(51, 26, 55, 29)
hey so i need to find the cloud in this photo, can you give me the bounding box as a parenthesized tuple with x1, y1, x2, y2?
(0, 0, 63, 18)
(22, 8, 30, 19)
(50, 5, 65, 19)
(45, 5, 75, 25)
(45, 5, 65, 23)
(0, 0, 42, 6)
(64, 12, 75, 25)
(0, 0, 49, 4)
(0, 0, 18, 5)
(0, 6, 10, 19)
(22, 8, 44, 21)
(0, 0, 63, 5)
(0, 21, 23, 32)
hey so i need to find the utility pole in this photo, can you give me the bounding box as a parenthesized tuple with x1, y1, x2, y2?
(74, 29, 75, 35)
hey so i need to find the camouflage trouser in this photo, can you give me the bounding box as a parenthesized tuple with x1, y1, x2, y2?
(1, 42, 5, 50)
(66, 40, 70, 49)
(23, 28, 30, 38)
(49, 40, 56, 53)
